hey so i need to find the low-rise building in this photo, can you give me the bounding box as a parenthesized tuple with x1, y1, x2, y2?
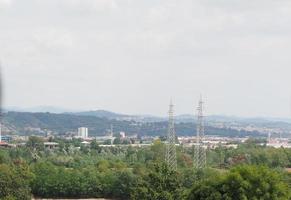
(44, 142, 59, 150)
(0, 141, 9, 148)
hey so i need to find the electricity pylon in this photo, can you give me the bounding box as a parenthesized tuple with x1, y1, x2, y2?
(0, 62, 2, 143)
(194, 96, 206, 169)
(165, 100, 177, 171)
(110, 124, 114, 145)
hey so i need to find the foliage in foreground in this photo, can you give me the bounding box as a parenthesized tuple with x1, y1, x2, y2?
(0, 138, 291, 199)
(187, 165, 290, 200)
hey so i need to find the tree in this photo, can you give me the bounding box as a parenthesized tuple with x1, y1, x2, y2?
(0, 150, 9, 164)
(112, 171, 138, 199)
(131, 163, 183, 200)
(113, 138, 121, 145)
(97, 160, 110, 172)
(150, 139, 165, 162)
(187, 165, 291, 200)
(0, 163, 33, 200)
(91, 140, 101, 152)
(103, 139, 112, 145)
(222, 165, 290, 199)
(26, 136, 44, 151)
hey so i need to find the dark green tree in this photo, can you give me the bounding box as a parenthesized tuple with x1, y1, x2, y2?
(187, 165, 291, 200)
(0, 163, 33, 200)
(131, 163, 182, 200)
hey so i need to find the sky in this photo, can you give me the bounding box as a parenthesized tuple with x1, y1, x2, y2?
(1, 0, 291, 117)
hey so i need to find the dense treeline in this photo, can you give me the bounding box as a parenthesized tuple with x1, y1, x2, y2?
(3, 112, 260, 137)
(0, 138, 291, 199)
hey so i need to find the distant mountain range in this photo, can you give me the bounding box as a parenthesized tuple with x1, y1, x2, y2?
(4, 107, 165, 122)
(1, 111, 265, 138)
(2, 107, 291, 138)
(4, 106, 291, 124)
(4, 106, 76, 114)
(71, 110, 132, 119)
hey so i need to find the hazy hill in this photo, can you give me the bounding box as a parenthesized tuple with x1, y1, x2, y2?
(2, 111, 263, 138)
(6, 106, 291, 124)
(4, 106, 75, 114)
(71, 110, 130, 119)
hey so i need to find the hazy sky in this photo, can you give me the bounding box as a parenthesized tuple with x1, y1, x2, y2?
(1, 0, 291, 117)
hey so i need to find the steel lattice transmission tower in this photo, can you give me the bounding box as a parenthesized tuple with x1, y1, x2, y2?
(194, 96, 206, 169)
(0, 62, 2, 143)
(165, 100, 177, 171)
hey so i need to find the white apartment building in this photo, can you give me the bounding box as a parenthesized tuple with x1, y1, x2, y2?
(78, 127, 88, 139)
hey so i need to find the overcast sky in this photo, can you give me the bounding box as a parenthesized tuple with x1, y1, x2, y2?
(1, 0, 291, 117)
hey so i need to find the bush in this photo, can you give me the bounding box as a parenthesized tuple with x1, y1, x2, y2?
(0, 163, 32, 200)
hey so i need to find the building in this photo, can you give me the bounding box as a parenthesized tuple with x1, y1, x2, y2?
(120, 132, 126, 138)
(96, 136, 115, 144)
(81, 141, 90, 146)
(44, 142, 59, 150)
(78, 127, 88, 139)
(0, 141, 8, 148)
(0, 135, 12, 143)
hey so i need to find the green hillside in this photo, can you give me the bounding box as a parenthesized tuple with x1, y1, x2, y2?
(2, 112, 261, 137)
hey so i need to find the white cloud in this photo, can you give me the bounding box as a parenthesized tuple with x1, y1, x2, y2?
(59, 0, 118, 13)
(1, 0, 291, 117)
(0, 0, 12, 8)
(33, 28, 74, 52)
